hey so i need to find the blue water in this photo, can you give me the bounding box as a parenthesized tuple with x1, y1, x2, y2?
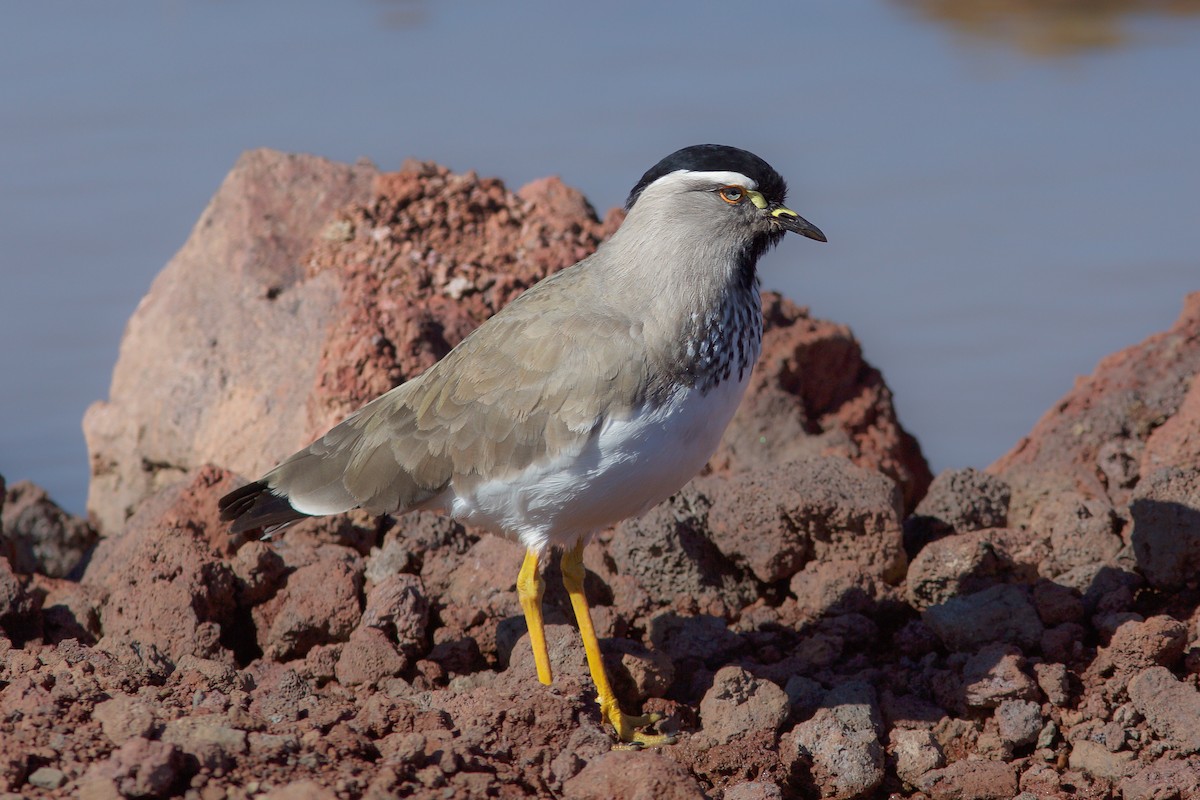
(1, 1, 1198, 515)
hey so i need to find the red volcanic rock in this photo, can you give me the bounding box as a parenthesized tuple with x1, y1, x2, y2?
(608, 482, 760, 619)
(1120, 760, 1200, 800)
(991, 292, 1200, 525)
(903, 466, 1011, 552)
(1129, 666, 1200, 754)
(1098, 615, 1188, 674)
(960, 643, 1039, 709)
(303, 164, 622, 429)
(705, 456, 906, 588)
(84, 151, 378, 536)
(1141, 368, 1200, 478)
(253, 543, 364, 661)
(696, 665, 790, 747)
(1, 479, 97, 578)
(712, 293, 931, 511)
(563, 750, 706, 800)
(78, 736, 184, 799)
(915, 759, 1017, 800)
(786, 681, 884, 800)
(335, 627, 407, 687)
(37, 574, 104, 644)
(360, 572, 429, 658)
(0, 555, 38, 644)
(82, 467, 242, 665)
(1129, 465, 1200, 591)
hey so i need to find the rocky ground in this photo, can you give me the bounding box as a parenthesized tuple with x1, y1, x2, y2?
(2, 150, 1199, 799)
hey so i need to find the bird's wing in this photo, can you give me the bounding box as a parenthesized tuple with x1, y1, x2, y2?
(262, 264, 652, 517)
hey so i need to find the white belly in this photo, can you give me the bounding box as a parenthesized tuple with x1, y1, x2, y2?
(444, 372, 750, 552)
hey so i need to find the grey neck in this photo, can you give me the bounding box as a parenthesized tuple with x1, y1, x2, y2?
(596, 225, 766, 396)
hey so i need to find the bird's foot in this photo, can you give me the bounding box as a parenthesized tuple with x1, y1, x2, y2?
(601, 703, 678, 749)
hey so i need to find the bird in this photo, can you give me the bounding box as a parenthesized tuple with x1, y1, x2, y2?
(219, 144, 826, 747)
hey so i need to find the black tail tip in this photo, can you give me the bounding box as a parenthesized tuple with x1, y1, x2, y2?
(218, 480, 310, 535)
(218, 480, 270, 521)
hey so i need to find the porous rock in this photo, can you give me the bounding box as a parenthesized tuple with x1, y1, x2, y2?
(92, 694, 159, 745)
(961, 643, 1039, 709)
(1140, 367, 1200, 479)
(437, 533, 524, 663)
(905, 530, 1005, 611)
(79, 736, 184, 799)
(786, 681, 884, 800)
(39, 576, 104, 644)
(82, 468, 242, 664)
(246, 664, 314, 724)
(1, 479, 97, 577)
(563, 750, 706, 800)
(0, 556, 38, 642)
(648, 612, 743, 668)
(254, 544, 364, 661)
(923, 583, 1043, 652)
(724, 781, 784, 800)
(27, 767, 66, 790)
(335, 626, 407, 686)
(1068, 738, 1136, 782)
(916, 759, 1017, 800)
(903, 467, 1010, 552)
(360, 572, 429, 656)
(1031, 578, 1084, 626)
(230, 539, 287, 605)
(602, 637, 675, 703)
(790, 558, 878, 619)
(992, 292, 1200, 525)
(905, 526, 1049, 611)
(261, 780, 340, 800)
(706, 455, 906, 587)
(1129, 466, 1200, 591)
(996, 699, 1042, 748)
(49, 151, 1200, 800)
(500, 623, 592, 693)
(609, 482, 758, 616)
(1100, 615, 1188, 673)
(160, 714, 249, 772)
(1031, 491, 1122, 576)
(1119, 759, 1200, 800)
(1128, 666, 1200, 753)
(697, 665, 790, 746)
(890, 728, 945, 787)
(1034, 662, 1070, 707)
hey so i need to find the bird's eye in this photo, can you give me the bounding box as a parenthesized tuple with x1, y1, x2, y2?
(719, 186, 744, 204)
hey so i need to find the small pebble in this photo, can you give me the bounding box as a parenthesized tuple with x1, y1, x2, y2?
(28, 767, 67, 790)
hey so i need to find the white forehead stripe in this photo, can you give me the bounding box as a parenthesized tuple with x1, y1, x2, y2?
(653, 169, 758, 191)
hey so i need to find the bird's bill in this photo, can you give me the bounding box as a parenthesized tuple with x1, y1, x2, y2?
(744, 189, 826, 242)
(768, 204, 826, 242)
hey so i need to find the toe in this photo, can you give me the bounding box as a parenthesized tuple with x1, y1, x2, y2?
(624, 729, 678, 749)
(621, 711, 661, 728)
(602, 705, 677, 748)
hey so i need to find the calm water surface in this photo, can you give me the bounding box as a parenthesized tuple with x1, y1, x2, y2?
(1, 1, 1198, 515)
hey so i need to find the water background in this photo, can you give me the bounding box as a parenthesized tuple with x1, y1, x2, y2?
(2, 1, 1198, 516)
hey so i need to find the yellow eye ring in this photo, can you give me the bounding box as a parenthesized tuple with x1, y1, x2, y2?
(719, 186, 744, 204)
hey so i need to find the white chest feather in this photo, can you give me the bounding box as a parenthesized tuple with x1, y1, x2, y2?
(445, 370, 751, 552)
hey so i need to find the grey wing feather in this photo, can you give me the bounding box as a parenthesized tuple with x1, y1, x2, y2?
(261, 263, 652, 519)
(261, 384, 445, 516)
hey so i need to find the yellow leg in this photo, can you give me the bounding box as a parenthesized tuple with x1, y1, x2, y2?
(517, 549, 553, 685)
(561, 540, 676, 748)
